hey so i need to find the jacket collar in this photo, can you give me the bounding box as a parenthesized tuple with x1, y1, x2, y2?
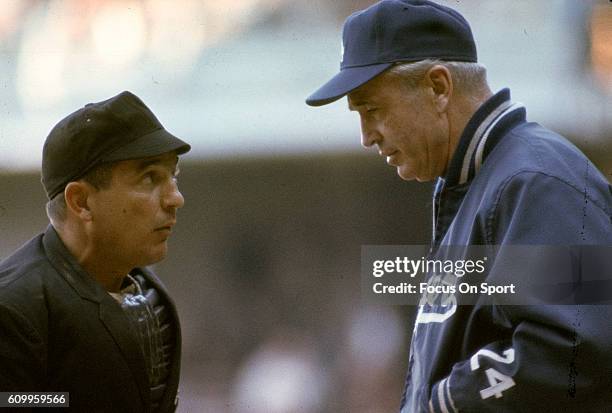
(42, 225, 152, 409)
(444, 88, 526, 187)
(42, 225, 108, 303)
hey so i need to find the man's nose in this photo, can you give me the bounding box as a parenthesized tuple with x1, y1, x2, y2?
(360, 118, 379, 148)
(163, 181, 185, 210)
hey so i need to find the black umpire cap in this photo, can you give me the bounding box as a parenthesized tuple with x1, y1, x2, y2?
(42, 91, 191, 200)
(306, 0, 477, 106)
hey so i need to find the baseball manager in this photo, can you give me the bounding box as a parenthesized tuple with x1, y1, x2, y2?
(0, 91, 189, 412)
(307, 1, 612, 412)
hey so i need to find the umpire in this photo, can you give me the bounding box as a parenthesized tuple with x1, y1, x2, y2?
(0, 91, 189, 412)
(307, 1, 612, 412)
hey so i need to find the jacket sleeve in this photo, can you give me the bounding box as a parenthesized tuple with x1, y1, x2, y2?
(0, 303, 46, 391)
(428, 171, 612, 412)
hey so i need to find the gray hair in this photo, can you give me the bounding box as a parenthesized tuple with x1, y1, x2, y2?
(386, 59, 489, 98)
(46, 162, 117, 225)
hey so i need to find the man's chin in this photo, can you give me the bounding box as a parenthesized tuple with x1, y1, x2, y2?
(140, 245, 168, 267)
(397, 165, 437, 182)
(397, 165, 417, 181)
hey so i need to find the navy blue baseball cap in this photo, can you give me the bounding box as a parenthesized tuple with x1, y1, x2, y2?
(306, 0, 477, 106)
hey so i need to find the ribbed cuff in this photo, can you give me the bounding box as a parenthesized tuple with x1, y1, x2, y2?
(429, 376, 458, 413)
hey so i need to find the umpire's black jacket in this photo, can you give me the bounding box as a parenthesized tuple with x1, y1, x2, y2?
(0, 225, 181, 412)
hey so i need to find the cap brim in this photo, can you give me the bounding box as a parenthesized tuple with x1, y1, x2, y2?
(101, 128, 191, 162)
(305, 63, 393, 107)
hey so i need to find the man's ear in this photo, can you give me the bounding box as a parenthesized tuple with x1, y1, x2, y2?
(425, 64, 452, 113)
(64, 182, 93, 222)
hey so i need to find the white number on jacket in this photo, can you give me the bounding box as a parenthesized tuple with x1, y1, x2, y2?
(470, 348, 516, 399)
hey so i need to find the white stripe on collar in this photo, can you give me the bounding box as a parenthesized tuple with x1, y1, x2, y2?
(459, 100, 514, 184)
(473, 102, 525, 175)
(432, 177, 446, 243)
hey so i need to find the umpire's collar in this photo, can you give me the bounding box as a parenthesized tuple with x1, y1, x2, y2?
(42, 225, 109, 303)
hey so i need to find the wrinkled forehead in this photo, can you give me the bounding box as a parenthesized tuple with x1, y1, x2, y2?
(134, 152, 179, 169)
(347, 70, 397, 109)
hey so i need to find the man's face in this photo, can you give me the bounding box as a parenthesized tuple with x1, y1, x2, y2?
(87, 151, 184, 269)
(348, 71, 449, 181)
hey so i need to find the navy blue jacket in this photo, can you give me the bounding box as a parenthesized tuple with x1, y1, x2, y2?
(400, 89, 612, 412)
(0, 226, 182, 412)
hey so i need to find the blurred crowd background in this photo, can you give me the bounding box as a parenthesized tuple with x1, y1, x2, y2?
(0, 1, 610, 412)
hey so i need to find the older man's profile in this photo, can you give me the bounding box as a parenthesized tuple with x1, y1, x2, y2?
(307, 1, 612, 411)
